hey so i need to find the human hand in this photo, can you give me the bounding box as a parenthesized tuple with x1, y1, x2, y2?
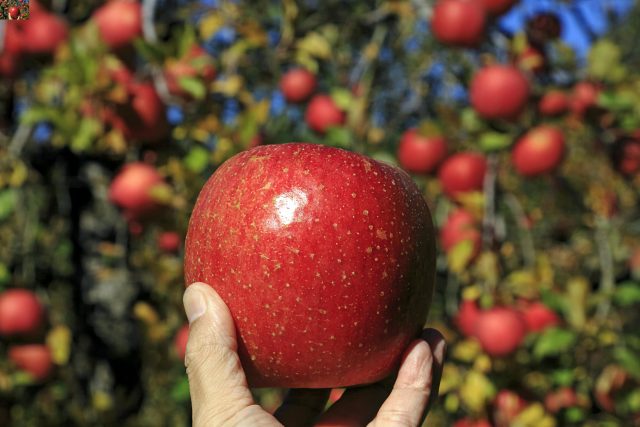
(183, 282, 446, 427)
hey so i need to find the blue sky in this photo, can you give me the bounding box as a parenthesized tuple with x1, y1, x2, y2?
(498, 0, 635, 58)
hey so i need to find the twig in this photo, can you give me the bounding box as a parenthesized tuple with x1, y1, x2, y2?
(0, 21, 6, 53)
(8, 122, 33, 157)
(595, 217, 615, 319)
(141, 0, 176, 105)
(504, 193, 536, 268)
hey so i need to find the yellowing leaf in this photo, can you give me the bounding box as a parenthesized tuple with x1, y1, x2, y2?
(296, 32, 332, 59)
(455, 191, 485, 218)
(452, 339, 482, 362)
(512, 403, 557, 427)
(448, 240, 474, 274)
(439, 363, 463, 394)
(459, 371, 496, 413)
(214, 75, 244, 97)
(199, 13, 224, 39)
(46, 326, 72, 365)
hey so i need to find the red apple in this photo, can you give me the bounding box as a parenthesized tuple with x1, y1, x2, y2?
(8, 6, 19, 19)
(432, 0, 486, 48)
(8, 344, 53, 381)
(164, 46, 216, 99)
(474, 307, 527, 356)
(494, 389, 527, 427)
(108, 162, 165, 218)
(438, 152, 487, 198)
(455, 299, 480, 337)
(0, 289, 45, 337)
(106, 82, 169, 142)
(453, 419, 492, 427)
(397, 128, 448, 175)
(158, 231, 181, 253)
(93, 0, 142, 50)
(174, 324, 189, 360)
(482, 0, 518, 16)
(0, 52, 19, 78)
(618, 139, 640, 176)
(3, 23, 24, 56)
(571, 81, 600, 116)
(184, 143, 436, 388)
(521, 301, 559, 332)
(544, 387, 579, 413)
(305, 95, 346, 134)
(440, 209, 481, 259)
(539, 90, 569, 117)
(470, 65, 530, 120)
(512, 125, 565, 177)
(280, 68, 317, 103)
(22, 12, 68, 55)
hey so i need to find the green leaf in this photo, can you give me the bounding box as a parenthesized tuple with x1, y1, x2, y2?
(71, 118, 101, 153)
(550, 369, 575, 386)
(325, 127, 352, 148)
(613, 281, 640, 307)
(133, 39, 165, 63)
(613, 347, 640, 380)
(178, 76, 207, 100)
(533, 328, 577, 359)
(0, 189, 16, 222)
(0, 263, 9, 287)
(330, 88, 353, 111)
(370, 151, 398, 166)
(171, 376, 190, 402)
(588, 39, 626, 83)
(479, 132, 512, 152)
(184, 147, 210, 173)
(461, 108, 484, 133)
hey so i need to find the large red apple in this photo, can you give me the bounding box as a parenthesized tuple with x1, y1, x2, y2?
(512, 125, 565, 176)
(0, 289, 45, 337)
(455, 299, 480, 337)
(494, 389, 527, 427)
(440, 209, 481, 259)
(481, 0, 518, 16)
(470, 65, 530, 120)
(21, 12, 69, 55)
(521, 301, 559, 332)
(474, 307, 527, 356)
(305, 95, 346, 134)
(438, 152, 487, 198)
(164, 46, 216, 99)
(184, 143, 436, 388)
(397, 128, 448, 175)
(106, 82, 169, 142)
(108, 162, 165, 218)
(570, 81, 600, 116)
(8, 6, 20, 19)
(280, 68, 317, 103)
(174, 324, 189, 360)
(93, 0, 142, 50)
(8, 344, 54, 381)
(432, 0, 486, 48)
(539, 90, 569, 117)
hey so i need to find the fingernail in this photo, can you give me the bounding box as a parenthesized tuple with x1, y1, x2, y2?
(184, 287, 207, 323)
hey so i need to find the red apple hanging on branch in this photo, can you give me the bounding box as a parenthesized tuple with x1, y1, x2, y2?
(470, 65, 530, 121)
(397, 127, 448, 175)
(305, 95, 346, 134)
(0, 289, 45, 337)
(184, 143, 436, 388)
(511, 125, 565, 177)
(432, 0, 486, 48)
(438, 152, 487, 198)
(280, 68, 317, 103)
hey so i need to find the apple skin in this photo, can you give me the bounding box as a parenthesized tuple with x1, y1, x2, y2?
(93, 0, 142, 50)
(108, 162, 165, 218)
(521, 301, 559, 332)
(440, 209, 481, 260)
(158, 231, 181, 253)
(280, 68, 317, 103)
(184, 143, 436, 388)
(474, 307, 527, 357)
(481, 0, 518, 16)
(174, 324, 189, 360)
(0, 289, 45, 337)
(21, 12, 69, 55)
(493, 389, 527, 427)
(570, 81, 600, 116)
(438, 152, 487, 198)
(8, 6, 19, 19)
(454, 299, 480, 337)
(539, 90, 569, 117)
(397, 129, 448, 175)
(512, 126, 565, 177)
(432, 0, 486, 48)
(305, 95, 346, 134)
(8, 344, 54, 381)
(470, 65, 530, 120)
(106, 82, 169, 142)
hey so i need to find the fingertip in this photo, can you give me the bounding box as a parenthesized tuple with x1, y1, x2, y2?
(396, 339, 433, 389)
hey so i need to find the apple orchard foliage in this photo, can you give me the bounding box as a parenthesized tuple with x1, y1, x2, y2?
(0, 0, 639, 425)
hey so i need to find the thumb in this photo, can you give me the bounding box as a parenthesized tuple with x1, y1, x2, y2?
(183, 282, 255, 426)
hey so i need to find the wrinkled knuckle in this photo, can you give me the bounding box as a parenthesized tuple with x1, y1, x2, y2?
(185, 341, 229, 376)
(373, 409, 416, 427)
